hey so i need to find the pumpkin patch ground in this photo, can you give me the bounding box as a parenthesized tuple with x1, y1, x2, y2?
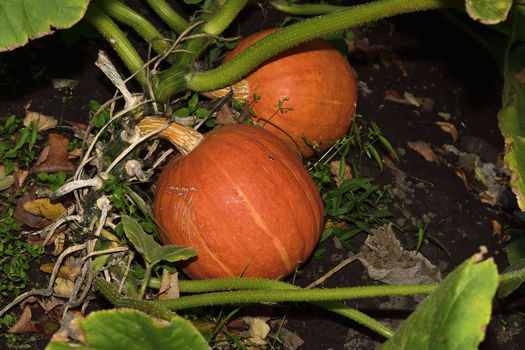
(1, 3, 525, 350)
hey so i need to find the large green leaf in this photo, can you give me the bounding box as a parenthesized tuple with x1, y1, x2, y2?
(0, 0, 90, 52)
(499, 8, 525, 210)
(381, 256, 498, 350)
(465, 0, 513, 24)
(46, 309, 209, 350)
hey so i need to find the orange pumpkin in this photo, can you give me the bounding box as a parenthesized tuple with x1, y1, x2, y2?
(144, 117, 324, 279)
(222, 29, 357, 157)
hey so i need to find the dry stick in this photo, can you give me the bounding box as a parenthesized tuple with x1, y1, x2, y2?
(306, 255, 358, 289)
(101, 123, 170, 176)
(0, 243, 87, 318)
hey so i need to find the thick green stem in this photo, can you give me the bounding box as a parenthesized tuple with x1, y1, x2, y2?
(180, 0, 459, 93)
(85, 4, 147, 86)
(271, 0, 348, 15)
(499, 267, 525, 284)
(95, 0, 170, 55)
(203, 0, 249, 35)
(145, 0, 189, 34)
(155, 65, 189, 102)
(138, 264, 152, 299)
(174, 0, 249, 68)
(160, 284, 436, 310)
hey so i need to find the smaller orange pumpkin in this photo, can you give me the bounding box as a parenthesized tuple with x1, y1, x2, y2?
(220, 28, 358, 157)
(138, 117, 324, 280)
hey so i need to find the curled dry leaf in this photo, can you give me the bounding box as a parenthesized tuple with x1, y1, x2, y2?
(24, 110, 58, 132)
(357, 224, 441, 285)
(435, 121, 458, 142)
(8, 304, 37, 333)
(403, 91, 421, 107)
(33, 133, 75, 174)
(407, 140, 439, 163)
(157, 270, 180, 300)
(329, 160, 352, 187)
(68, 148, 82, 159)
(14, 189, 52, 228)
(384, 89, 411, 105)
(0, 165, 14, 191)
(23, 198, 65, 220)
(215, 103, 238, 125)
(244, 317, 270, 346)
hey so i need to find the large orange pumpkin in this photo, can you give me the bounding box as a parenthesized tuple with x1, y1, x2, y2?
(222, 29, 358, 157)
(142, 117, 324, 279)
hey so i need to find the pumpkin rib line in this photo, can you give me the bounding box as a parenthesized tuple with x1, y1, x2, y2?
(162, 158, 236, 278)
(227, 127, 323, 258)
(202, 140, 294, 273)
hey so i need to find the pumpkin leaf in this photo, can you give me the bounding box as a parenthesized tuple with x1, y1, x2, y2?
(0, 0, 90, 52)
(380, 255, 498, 350)
(45, 309, 208, 350)
(121, 215, 196, 266)
(498, 10, 525, 211)
(465, 0, 513, 24)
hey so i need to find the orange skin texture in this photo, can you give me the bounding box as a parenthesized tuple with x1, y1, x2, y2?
(154, 125, 324, 280)
(224, 29, 357, 157)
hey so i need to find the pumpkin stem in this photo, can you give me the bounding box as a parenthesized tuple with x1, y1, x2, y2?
(201, 79, 249, 102)
(145, 0, 189, 34)
(137, 116, 204, 155)
(85, 4, 148, 87)
(270, 0, 348, 15)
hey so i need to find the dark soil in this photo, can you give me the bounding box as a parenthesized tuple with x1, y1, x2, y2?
(1, 3, 524, 350)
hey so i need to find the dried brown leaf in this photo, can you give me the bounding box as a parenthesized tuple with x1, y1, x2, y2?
(157, 270, 180, 300)
(436, 121, 458, 142)
(244, 317, 270, 345)
(454, 168, 470, 189)
(407, 140, 439, 162)
(23, 198, 65, 220)
(403, 91, 421, 107)
(8, 305, 37, 333)
(24, 110, 58, 132)
(14, 189, 52, 228)
(68, 148, 82, 159)
(33, 133, 75, 173)
(384, 89, 411, 105)
(215, 104, 238, 125)
(329, 160, 352, 187)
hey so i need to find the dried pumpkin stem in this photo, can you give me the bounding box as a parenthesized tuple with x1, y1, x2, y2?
(137, 116, 204, 155)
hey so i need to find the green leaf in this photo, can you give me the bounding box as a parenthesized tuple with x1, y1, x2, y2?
(0, 0, 90, 52)
(0, 175, 14, 191)
(504, 236, 525, 264)
(121, 215, 196, 266)
(499, 10, 525, 210)
(498, 258, 525, 298)
(45, 309, 208, 350)
(381, 256, 498, 350)
(465, 0, 512, 24)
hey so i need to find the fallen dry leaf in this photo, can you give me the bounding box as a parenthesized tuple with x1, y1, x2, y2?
(244, 317, 270, 345)
(24, 110, 58, 132)
(51, 79, 78, 90)
(384, 89, 411, 105)
(216, 103, 238, 125)
(23, 198, 65, 220)
(33, 133, 75, 174)
(403, 91, 421, 107)
(454, 168, 470, 189)
(357, 224, 441, 285)
(14, 167, 29, 188)
(407, 140, 439, 162)
(14, 189, 52, 228)
(435, 121, 458, 142)
(157, 270, 180, 300)
(329, 160, 352, 187)
(8, 304, 37, 333)
(68, 148, 82, 159)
